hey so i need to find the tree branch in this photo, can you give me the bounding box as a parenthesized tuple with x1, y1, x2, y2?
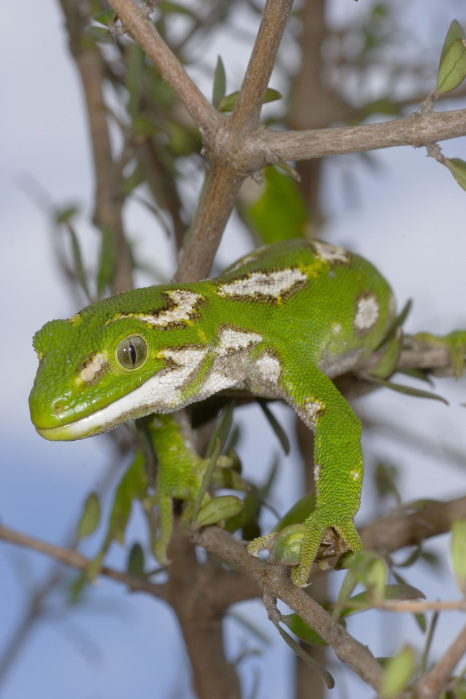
(59, 0, 133, 294)
(253, 108, 466, 166)
(414, 625, 466, 699)
(0, 524, 169, 600)
(230, 0, 294, 136)
(360, 496, 466, 555)
(195, 527, 383, 691)
(106, 0, 220, 139)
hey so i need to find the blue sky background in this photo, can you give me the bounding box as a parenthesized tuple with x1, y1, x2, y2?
(1, 1, 466, 698)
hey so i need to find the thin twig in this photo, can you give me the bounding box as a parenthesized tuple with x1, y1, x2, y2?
(106, 0, 220, 138)
(415, 625, 466, 699)
(344, 599, 466, 613)
(230, 0, 295, 136)
(0, 524, 169, 599)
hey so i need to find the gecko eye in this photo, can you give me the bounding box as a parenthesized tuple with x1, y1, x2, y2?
(116, 335, 147, 370)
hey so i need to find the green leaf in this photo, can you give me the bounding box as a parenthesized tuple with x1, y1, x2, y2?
(217, 87, 282, 113)
(281, 613, 327, 646)
(451, 519, 466, 594)
(337, 551, 388, 607)
(106, 451, 148, 546)
(127, 542, 145, 575)
(224, 488, 260, 534)
(446, 157, 466, 192)
(244, 166, 308, 244)
(271, 492, 316, 532)
(64, 221, 91, 301)
(157, 1, 196, 17)
(439, 20, 465, 65)
(258, 400, 290, 455)
(380, 646, 416, 698)
(77, 492, 100, 539)
(194, 495, 244, 527)
(206, 403, 234, 459)
(364, 376, 448, 405)
(274, 622, 335, 688)
(55, 205, 78, 224)
(92, 9, 116, 26)
(212, 56, 226, 109)
(436, 37, 466, 95)
(379, 299, 412, 348)
(96, 224, 116, 296)
(374, 462, 401, 504)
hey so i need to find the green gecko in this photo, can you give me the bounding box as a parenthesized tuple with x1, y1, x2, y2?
(29, 239, 403, 586)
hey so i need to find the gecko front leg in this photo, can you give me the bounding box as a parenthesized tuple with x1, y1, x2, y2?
(248, 360, 363, 587)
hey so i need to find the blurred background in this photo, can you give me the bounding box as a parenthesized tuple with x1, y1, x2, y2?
(1, 1, 466, 697)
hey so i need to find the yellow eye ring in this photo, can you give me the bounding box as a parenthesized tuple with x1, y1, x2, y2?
(116, 335, 148, 370)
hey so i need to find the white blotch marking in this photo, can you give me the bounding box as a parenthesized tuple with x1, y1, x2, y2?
(312, 240, 350, 264)
(350, 469, 361, 481)
(314, 464, 321, 482)
(159, 347, 207, 366)
(354, 294, 379, 331)
(332, 322, 342, 335)
(254, 353, 282, 386)
(305, 399, 325, 424)
(80, 353, 106, 383)
(218, 268, 306, 299)
(215, 328, 262, 356)
(116, 289, 204, 327)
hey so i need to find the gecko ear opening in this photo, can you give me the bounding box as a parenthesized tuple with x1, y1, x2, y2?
(116, 335, 148, 370)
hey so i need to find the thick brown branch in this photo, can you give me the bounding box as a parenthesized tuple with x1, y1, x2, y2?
(195, 527, 383, 691)
(174, 166, 244, 282)
(106, 0, 220, 139)
(59, 0, 133, 294)
(361, 496, 466, 555)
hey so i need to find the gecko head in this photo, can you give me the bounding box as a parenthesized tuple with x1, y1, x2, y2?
(29, 286, 207, 441)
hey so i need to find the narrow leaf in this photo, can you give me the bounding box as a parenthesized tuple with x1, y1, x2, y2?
(77, 492, 100, 540)
(96, 224, 116, 296)
(258, 400, 290, 455)
(365, 376, 448, 404)
(212, 56, 226, 109)
(451, 519, 466, 594)
(282, 613, 329, 645)
(275, 623, 335, 688)
(127, 542, 145, 575)
(446, 157, 466, 192)
(272, 492, 316, 532)
(380, 646, 416, 698)
(439, 20, 465, 65)
(436, 37, 466, 95)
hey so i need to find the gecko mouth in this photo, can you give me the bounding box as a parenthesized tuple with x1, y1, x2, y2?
(34, 357, 206, 441)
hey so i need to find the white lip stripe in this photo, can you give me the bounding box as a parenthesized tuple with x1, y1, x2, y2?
(58, 349, 208, 438)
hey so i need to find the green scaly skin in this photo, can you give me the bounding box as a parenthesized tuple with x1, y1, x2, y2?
(29, 239, 400, 586)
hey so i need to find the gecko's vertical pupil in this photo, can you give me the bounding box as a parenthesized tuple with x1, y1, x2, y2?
(116, 335, 147, 369)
